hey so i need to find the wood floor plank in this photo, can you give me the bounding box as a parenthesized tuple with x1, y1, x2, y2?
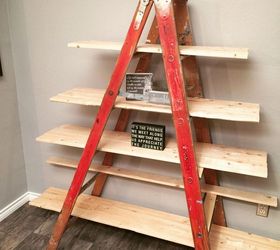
(68, 41, 249, 59)
(14, 233, 49, 250)
(36, 124, 267, 178)
(47, 156, 277, 207)
(30, 188, 280, 250)
(50, 88, 260, 123)
(0, 204, 54, 250)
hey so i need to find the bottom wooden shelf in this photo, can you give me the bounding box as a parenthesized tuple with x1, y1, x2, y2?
(30, 188, 280, 249)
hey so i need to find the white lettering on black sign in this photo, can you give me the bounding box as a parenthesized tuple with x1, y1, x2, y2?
(126, 73, 153, 99)
(131, 122, 165, 151)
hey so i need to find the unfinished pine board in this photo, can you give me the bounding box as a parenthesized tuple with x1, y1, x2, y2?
(37, 124, 267, 178)
(200, 184, 277, 207)
(47, 156, 184, 188)
(68, 41, 249, 59)
(209, 225, 280, 250)
(50, 88, 260, 123)
(30, 187, 194, 247)
(204, 194, 217, 230)
(47, 156, 277, 207)
(30, 188, 280, 249)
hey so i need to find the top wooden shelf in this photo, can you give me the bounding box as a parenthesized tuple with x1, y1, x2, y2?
(68, 40, 249, 59)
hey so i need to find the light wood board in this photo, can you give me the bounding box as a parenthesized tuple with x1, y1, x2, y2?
(30, 187, 194, 247)
(204, 194, 217, 230)
(50, 88, 260, 123)
(37, 124, 267, 178)
(30, 188, 280, 249)
(68, 41, 249, 59)
(47, 156, 277, 207)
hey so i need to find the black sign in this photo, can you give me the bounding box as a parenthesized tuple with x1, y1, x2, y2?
(131, 122, 165, 151)
(126, 73, 152, 100)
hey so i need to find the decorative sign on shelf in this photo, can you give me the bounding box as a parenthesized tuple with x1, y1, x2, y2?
(148, 90, 169, 104)
(126, 73, 153, 100)
(122, 72, 170, 105)
(131, 122, 165, 151)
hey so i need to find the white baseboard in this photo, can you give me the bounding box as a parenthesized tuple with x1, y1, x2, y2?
(0, 191, 40, 222)
(28, 191, 41, 201)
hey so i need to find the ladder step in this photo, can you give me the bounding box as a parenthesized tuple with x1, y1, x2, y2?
(68, 41, 249, 59)
(30, 187, 280, 249)
(37, 125, 267, 178)
(51, 88, 260, 123)
(47, 156, 277, 207)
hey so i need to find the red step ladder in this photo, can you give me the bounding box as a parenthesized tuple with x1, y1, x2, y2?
(48, 1, 212, 249)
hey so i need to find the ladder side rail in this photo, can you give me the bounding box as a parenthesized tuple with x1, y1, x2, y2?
(91, 16, 159, 196)
(154, 0, 210, 249)
(47, 1, 154, 249)
(91, 109, 130, 196)
(174, 0, 227, 227)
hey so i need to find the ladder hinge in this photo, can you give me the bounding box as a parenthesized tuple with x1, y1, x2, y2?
(154, 0, 171, 9)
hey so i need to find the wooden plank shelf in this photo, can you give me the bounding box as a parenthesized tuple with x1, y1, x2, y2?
(36, 124, 268, 178)
(30, 187, 280, 249)
(31, 187, 194, 247)
(47, 156, 277, 207)
(51, 88, 260, 123)
(68, 40, 249, 59)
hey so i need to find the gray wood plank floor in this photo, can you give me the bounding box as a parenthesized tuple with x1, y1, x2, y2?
(0, 204, 192, 250)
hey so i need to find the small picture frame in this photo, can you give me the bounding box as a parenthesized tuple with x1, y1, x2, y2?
(126, 73, 153, 100)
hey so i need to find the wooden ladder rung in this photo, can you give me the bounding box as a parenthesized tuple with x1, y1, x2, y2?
(30, 187, 280, 249)
(37, 125, 268, 178)
(68, 41, 249, 59)
(50, 88, 260, 123)
(47, 156, 277, 207)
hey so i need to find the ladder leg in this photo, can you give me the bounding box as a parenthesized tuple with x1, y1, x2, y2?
(154, 1, 210, 249)
(91, 109, 130, 196)
(194, 118, 227, 227)
(91, 17, 159, 196)
(47, 1, 153, 249)
(174, 0, 227, 227)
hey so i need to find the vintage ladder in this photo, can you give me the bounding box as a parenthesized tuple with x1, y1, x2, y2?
(48, 0, 211, 249)
(30, 0, 280, 249)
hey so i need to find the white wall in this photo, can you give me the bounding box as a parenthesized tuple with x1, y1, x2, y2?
(6, 0, 280, 240)
(0, 0, 27, 209)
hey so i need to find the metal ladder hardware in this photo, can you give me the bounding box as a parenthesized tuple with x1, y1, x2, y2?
(48, 0, 211, 249)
